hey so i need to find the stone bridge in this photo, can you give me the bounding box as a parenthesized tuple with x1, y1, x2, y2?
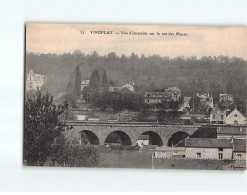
(64, 121, 202, 146)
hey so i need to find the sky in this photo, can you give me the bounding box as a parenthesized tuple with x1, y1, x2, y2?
(26, 23, 247, 59)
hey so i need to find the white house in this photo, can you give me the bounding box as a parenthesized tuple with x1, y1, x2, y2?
(210, 108, 226, 124)
(226, 108, 246, 125)
(185, 138, 233, 160)
(81, 80, 90, 91)
(219, 93, 234, 103)
(154, 146, 185, 158)
(26, 69, 46, 91)
(137, 135, 149, 147)
(109, 82, 135, 93)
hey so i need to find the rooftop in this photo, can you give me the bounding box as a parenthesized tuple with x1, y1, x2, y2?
(217, 126, 247, 135)
(185, 138, 232, 148)
(184, 96, 191, 102)
(233, 139, 246, 152)
(155, 146, 185, 151)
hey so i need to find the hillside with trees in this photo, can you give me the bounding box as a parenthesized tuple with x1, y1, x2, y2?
(26, 51, 247, 113)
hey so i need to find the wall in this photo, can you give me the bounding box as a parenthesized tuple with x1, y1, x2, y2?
(233, 152, 246, 160)
(226, 109, 246, 125)
(153, 158, 240, 170)
(185, 147, 233, 159)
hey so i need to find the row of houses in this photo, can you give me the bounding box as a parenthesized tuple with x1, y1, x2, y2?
(154, 126, 246, 160)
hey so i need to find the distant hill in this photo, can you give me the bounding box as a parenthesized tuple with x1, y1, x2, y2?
(25, 52, 247, 113)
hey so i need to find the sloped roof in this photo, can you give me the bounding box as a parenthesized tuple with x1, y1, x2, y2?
(185, 138, 232, 148)
(184, 96, 191, 102)
(233, 139, 246, 152)
(217, 126, 247, 135)
(166, 87, 181, 92)
(220, 93, 233, 98)
(155, 146, 185, 151)
(210, 108, 225, 115)
(81, 80, 89, 85)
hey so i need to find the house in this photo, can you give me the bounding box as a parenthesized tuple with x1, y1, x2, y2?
(154, 146, 185, 158)
(232, 139, 246, 160)
(185, 138, 233, 159)
(219, 93, 234, 103)
(178, 96, 191, 112)
(26, 70, 46, 91)
(144, 92, 168, 104)
(165, 87, 181, 102)
(77, 115, 88, 121)
(225, 107, 246, 125)
(197, 93, 213, 108)
(183, 96, 191, 109)
(144, 87, 181, 104)
(81, 80, 90, 91)
(217, 126, 247, 140)
(122, 82, 135, 92)
(210, 108, 226, 124)
(136, 135, 149, 147)
(109, 82, 135, 93)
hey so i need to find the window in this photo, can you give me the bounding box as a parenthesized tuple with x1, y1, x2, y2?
(234, 120, 238, 125)
(237, 154, 242, 160)
(219, 147, 223, 151)
(213, 114, 216, 119)
(196, 153, 201, 158)
(221, 115, 224, 120)
(219, 153, 223, 159)
(234, 114, 238, 117)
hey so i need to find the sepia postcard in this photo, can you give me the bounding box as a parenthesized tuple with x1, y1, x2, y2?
(24, 23, 247, 170)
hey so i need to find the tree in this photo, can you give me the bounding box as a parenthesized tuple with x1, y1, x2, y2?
(46, 138, 100, 167)
(24, 90, 68, 165)
(101, 70, 108, 91)
(169, 100, 180, 121)
(74, 65, 82, 99)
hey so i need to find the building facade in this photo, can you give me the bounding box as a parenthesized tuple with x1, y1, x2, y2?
(26, 70, 46, 91)
(109, 82, 135, 93)
(185, 138, 233, 159)
(225, 108, 246, 125)
(144, 92, 167, 104)
(81, 80, 90, 91)
(210, 108, 226, 124)
(165, 87, 181, 102)
(219, 93, 234, 103)
(154, 147, 185, 158)
(197, 93, 214, 108)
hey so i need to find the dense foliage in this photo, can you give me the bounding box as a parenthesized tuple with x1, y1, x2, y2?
(24, 90, 67, 165)
(26, 52, 247, 113)
(24, 90, 100, 167)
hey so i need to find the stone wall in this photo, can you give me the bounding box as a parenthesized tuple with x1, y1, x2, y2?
(64, 122, 201, 146)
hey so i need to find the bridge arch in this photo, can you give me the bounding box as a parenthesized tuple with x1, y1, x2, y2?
(167, 131, 190, 147)
(105, 130, 132, 146)
(80, 130, 100, 145)
(139, 131, 163, 146)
